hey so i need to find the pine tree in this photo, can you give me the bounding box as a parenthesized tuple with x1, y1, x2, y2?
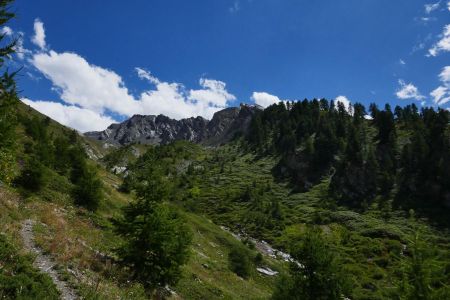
(68, 143, 103, 211)
(72, 165, 102, 211)
(228, 244, 252, 279)
(272, 226, 349, 300)
(113, 166, 192, 296)
(18, 155, 47, 192)
(330, 116, 378, 208)
(395, 221, 450, 299)
(373, 104, 397, 197)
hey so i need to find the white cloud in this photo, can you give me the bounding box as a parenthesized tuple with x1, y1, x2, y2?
(21, 98, 115, 132)
(428, 24, 450, 56)
(135, 68, 235, 119)
(251, 92, 282, 107)
(15, 33, 31, 60)
(439, 65, 450, 82)
(133, 76, 235, 120)
(135, 67, 160, 85)
(396, 79, 425, 100)
(0, 26, 30, 60)
(31, 18, 46, 50)
(31, 51, 236, 121)
(448, 1, 450, 11)
(335, 95, 352, 112)
(399, 59, 406, 65)
(31, 50, 138, 115)
(431, 86, 450, 105)
(28, 24, 236, 128)
(24, 19, 237, 130)
(189, 78, 236, 107)
(0, 27, 30, 60)
(1, 26, 12, 36)
(425, 1, 440, 14)
(431, 66, 450, 106)
(419, 17, 436, 23)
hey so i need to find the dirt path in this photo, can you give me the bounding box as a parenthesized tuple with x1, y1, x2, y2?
(21, 219, 78, 300)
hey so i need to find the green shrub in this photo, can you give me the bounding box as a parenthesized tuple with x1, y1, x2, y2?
(272, 226, 350, 300)
(72, 165, 103, 211)
(254, 252, 263, 265)
(17, 155, 47, 192)
(0, 235, 59, 299)
(228, 244, 252, 279)
(0, 149, 18, 185)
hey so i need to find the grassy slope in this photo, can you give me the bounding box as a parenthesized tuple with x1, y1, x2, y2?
(180, 142, 450, 299)
(1, 178, 279, 299)
(2, 103, 279, 299)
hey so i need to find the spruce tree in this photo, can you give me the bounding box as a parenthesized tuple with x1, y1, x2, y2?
(114, 166, 192, 296)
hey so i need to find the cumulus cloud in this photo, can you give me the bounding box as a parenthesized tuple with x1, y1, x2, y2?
(21, 98, 115, 132)
(448, 1, 450, 11)
(189, 78, 236, 108)
(30, 50, 236, 123)
(430, 66, 450, 106)
(26, 19, 237, 132)
(251, 92, 282, 107)
(335, 95, 353, 112)
(331, 95, 359, 116)
(425, 1, 441, 14)
(31, 18, 46, 50)
(396, 79, 425, 100)
(1, 26, 12, 36)
(428, 24, 450, 56)
(32, 50, 138, 115)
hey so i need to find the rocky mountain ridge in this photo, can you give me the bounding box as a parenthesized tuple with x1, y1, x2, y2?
(84, 104, 261, 146)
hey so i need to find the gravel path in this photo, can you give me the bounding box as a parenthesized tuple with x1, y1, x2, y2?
(21, 219, 78, 300)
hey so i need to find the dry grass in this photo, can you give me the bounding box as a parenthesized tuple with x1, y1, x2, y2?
(0, 187, 26, 244)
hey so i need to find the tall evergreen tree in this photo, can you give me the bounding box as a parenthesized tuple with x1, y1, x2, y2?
(114, 165, 192, 296)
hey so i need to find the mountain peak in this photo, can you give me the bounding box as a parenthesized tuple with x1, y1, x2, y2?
(84, 105, 262, 146)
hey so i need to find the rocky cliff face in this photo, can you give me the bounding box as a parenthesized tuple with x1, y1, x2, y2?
(84, 104, 262, 146)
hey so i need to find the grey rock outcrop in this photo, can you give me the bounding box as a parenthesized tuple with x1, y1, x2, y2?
(84, 104, 262, 146)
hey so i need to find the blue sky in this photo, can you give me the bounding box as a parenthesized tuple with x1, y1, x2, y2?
(4, 0, 450, 131)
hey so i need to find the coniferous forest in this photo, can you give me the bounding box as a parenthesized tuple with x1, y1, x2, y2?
(247, 100, 450, 221)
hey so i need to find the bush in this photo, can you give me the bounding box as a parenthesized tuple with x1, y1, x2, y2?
(228, 244, 252, 279)
(0, 235, 59, 299)
(0, 149, 18, 185)
(72, 165, 103, 211)
(254, 252, 263, 265)
(17, 155, 47, 192)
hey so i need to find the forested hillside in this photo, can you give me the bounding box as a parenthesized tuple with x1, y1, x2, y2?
(121, 137, 450, 299)
(247, 100, 450, 222)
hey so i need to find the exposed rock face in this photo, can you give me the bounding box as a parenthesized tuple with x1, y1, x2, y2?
(84, 104, 262, 146)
